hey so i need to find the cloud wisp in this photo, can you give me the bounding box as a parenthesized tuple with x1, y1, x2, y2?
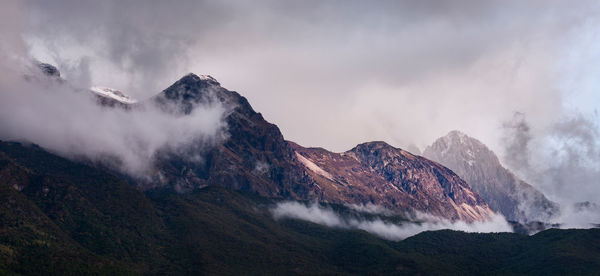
(271, 201, 513, 241)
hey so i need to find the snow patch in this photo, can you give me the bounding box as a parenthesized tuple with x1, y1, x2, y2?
(198, 75, 217, 82)
(90, 86, 138, 104)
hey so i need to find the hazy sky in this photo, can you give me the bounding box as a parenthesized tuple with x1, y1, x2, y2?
(15, 0, 597, 153)
(3, 1, 600, 199)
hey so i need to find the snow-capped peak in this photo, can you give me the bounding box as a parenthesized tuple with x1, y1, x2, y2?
(198, 75, 217, 82)
(90, 86, 138, 104)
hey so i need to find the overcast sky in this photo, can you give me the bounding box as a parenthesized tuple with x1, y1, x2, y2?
(3, 1, 600, 202)
(16, 0, 597, 152)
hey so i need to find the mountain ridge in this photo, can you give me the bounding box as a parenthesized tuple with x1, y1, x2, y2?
(64, 68, 496, 222)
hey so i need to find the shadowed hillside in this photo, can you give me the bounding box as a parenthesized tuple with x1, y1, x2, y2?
(1, 141, 600, 275)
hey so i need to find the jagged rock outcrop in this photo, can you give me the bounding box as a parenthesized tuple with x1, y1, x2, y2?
(423, 130, 559, 222)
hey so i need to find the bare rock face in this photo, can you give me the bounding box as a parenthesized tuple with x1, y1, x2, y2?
(292, 141, 495, 222)
(149, 73, 316, 197)
(423, 130, 559, 223)
(91, 73, 494, 222)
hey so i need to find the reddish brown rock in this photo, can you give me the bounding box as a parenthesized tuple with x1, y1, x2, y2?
(291, 141, 494, 222)
(94, 73, 494, 222)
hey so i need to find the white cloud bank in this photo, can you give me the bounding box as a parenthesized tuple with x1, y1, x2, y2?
(272, 201, 513, 241)
(0, 65, 227, 177)
(0, 2, 228, 177)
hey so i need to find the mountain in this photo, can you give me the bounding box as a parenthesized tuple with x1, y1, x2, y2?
(104, 72, 493, 222)
(291, 141, 493, 221)
(28, 64, 492, 222)
(423, 130, 559, 223)
(2, 140, 600, 275)
(148, 73, 316, 198)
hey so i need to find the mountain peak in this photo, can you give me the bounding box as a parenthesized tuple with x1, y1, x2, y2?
(424, 131, 559, 222)
(178, 73, 220, 86)
(429, 130, 489, 160)
(442, 130, 474, 146)
(349, 141, 420, 159)
(446, 130, 467, 139)
(353, 141, 396, 150)
(153, 73, 225, 114)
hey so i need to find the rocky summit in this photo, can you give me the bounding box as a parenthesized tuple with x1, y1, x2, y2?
(424, 130, 559, 223)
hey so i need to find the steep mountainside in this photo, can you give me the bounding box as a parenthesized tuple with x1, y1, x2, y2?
(142, 73, 492, 221)
(291, 141, 494, 221)
(1, 140, 600, 275)
(423, 130, 559, 222)
(148, 73, 317, 198)
(30, 64, 495, 222)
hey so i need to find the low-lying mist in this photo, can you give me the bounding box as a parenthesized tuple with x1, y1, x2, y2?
(0, 62, 228, 177)
(271, 201, 513, 241)
(0, 4, 229, 178)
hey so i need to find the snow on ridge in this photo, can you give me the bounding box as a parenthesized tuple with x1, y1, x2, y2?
(198, 75, 217, 82)
(90, 86, 138, 104)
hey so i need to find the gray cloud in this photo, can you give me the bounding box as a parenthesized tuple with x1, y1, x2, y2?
(16, 1, 599, 151)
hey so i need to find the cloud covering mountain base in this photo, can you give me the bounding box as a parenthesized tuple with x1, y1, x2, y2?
(272, 201, 513, 241)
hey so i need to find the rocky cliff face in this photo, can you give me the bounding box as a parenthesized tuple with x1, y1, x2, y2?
(423, 130, 559, 222)
(147, 73, 316, 198)
(80, 72, 493, 222)
(292, 141, 494, 221)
